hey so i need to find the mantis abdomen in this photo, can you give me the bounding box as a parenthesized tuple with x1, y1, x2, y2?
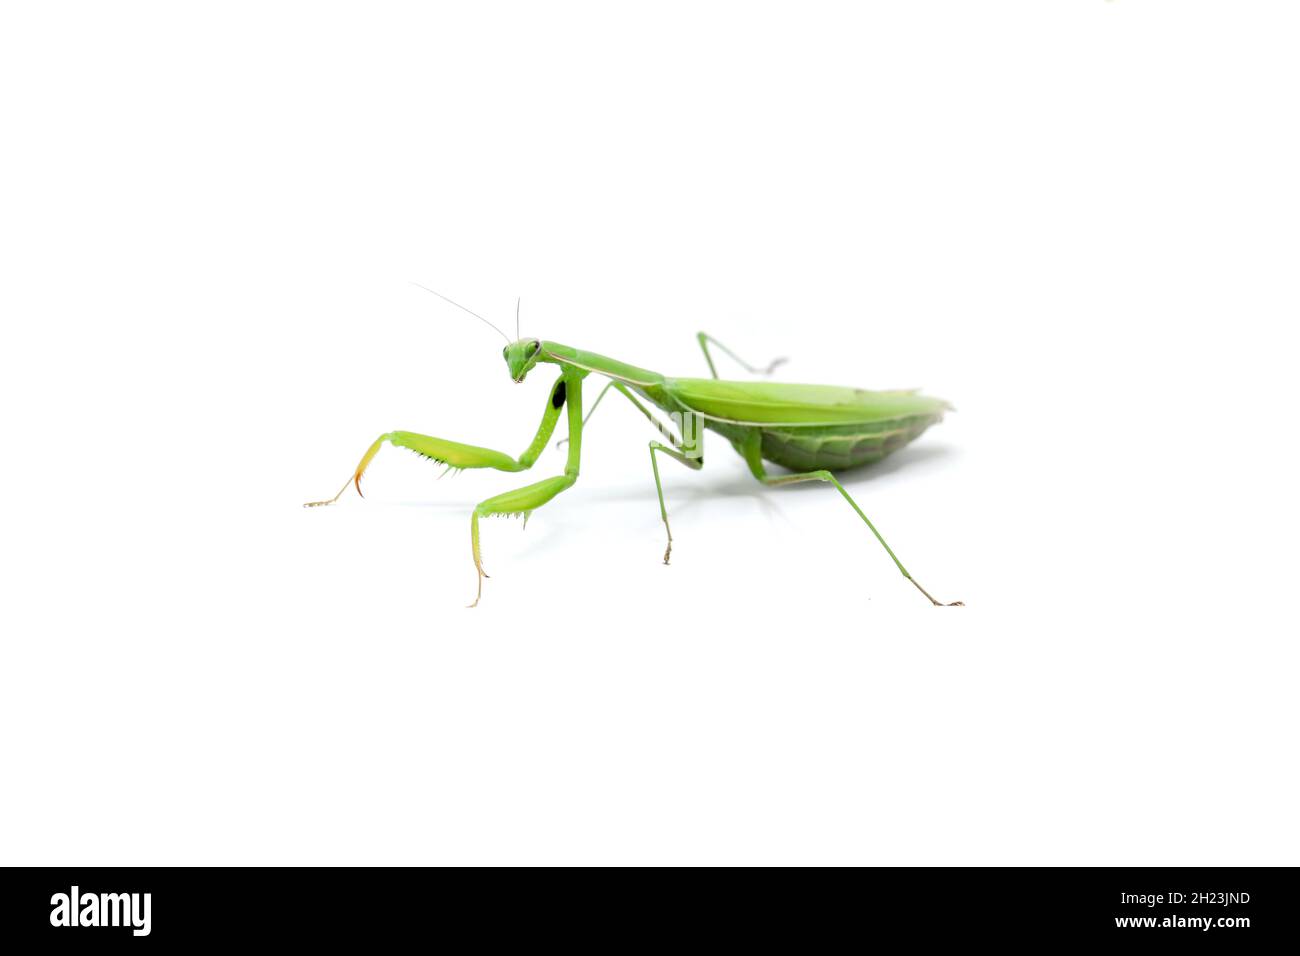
(754, 412, 945, 472)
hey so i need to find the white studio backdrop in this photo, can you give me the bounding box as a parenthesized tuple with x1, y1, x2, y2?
(1, 2, 1296, 865)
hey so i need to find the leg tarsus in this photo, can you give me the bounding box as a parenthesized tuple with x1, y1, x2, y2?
(909, 577, 965, 607)
(304, 434, 388, 507)
(304, 476, 352, 508)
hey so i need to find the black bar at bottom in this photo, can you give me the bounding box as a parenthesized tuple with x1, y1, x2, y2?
(0, 866, 1294, 945)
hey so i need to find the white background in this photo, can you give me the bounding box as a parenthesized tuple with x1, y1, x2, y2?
(2, 2, 1296, 865)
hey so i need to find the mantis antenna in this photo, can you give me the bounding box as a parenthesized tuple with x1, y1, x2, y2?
(516, 297, 521, 341)
(411, 282, 511, 344)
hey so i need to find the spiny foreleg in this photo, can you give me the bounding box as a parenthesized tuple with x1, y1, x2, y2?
(304, 376, 568, 506)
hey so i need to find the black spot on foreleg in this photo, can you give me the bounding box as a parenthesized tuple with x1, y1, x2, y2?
(551, 381, 567, 409)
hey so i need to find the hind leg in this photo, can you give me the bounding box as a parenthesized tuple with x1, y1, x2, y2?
(737, 433, 961, 606)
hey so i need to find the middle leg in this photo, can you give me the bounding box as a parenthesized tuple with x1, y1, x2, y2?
(648, 440, 703, 564)
(577, 381, 707, 564)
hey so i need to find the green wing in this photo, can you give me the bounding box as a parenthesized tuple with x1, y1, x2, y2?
(665, 378, 951, 426)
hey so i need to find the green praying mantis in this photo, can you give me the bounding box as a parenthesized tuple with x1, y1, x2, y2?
(306, 288, 962, 607)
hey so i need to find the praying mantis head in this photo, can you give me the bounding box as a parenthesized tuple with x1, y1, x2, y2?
(503, 338, 544, 382)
